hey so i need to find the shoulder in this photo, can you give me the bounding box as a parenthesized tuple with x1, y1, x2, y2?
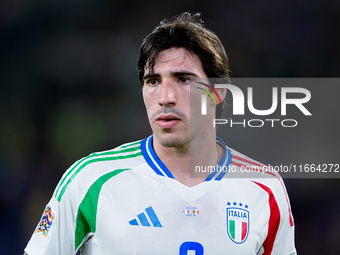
(53, 139, 145, 202)
(225, 146, 287, 208)
(227, 146, 282, 179)
(226, 146, 294, 226)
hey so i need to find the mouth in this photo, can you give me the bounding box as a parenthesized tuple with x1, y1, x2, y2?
(155, 115, 181, 129)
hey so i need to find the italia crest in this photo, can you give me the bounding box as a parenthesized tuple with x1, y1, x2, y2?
(226, 202, 249, 244)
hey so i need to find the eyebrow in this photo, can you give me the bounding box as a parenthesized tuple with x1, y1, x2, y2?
(143, 73, 161, 81)
(171, 71, 199, 78)
(143, 71, 199, 81)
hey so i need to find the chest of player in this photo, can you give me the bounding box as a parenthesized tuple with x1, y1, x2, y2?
(81, 174, 271, 254)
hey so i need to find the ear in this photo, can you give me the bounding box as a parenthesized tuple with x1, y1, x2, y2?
(216, 87, 227, 103)
(209, 87, 227, 106)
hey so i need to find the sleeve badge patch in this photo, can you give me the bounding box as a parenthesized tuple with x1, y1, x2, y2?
(36, 206, 55, 237)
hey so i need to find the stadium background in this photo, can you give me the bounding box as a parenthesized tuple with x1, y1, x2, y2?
(0, 0, 339, 254)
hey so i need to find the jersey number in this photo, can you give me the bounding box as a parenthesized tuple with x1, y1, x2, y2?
(179, 242, 204, 255)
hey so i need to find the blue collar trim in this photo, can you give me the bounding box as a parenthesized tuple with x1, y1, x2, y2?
(141, 135, 174, 179)
(141, 135, 232, 181)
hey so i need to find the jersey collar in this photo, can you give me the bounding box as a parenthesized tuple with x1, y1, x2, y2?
(141, 135, 232, 181)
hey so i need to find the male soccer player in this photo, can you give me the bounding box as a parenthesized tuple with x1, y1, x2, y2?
(24, 12, 297, 254)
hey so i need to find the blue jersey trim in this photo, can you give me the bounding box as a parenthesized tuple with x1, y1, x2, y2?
(141, 137, 164, 177)
(205, 137, 232, 181)
(141, 136, 174, 179)
(141, 135, 232, 181)
(215, 148, 232, 180)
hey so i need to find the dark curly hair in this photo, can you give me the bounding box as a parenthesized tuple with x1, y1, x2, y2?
(138, 12, 230, 85)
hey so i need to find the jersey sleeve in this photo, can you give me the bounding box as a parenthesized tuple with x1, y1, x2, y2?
(24, 172, 82, 255)
(256, 178, 297, 255)
(24, 143, 140, 255)
(271, 179, 297, 255)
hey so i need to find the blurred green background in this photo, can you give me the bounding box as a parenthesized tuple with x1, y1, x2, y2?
(0, 0, 339, 254)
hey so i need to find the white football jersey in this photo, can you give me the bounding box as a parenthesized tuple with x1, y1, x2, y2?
(25, 135, 297, 255)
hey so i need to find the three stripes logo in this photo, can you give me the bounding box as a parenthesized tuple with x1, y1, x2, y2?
(129, 206, 162, 227)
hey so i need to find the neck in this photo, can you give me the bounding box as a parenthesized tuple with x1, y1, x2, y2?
(153, 131, 224, 187)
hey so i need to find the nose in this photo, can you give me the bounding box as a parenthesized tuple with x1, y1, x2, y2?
(158, 80, 177, 107)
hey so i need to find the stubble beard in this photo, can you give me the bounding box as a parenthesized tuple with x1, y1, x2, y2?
(154, 128, 190, 149)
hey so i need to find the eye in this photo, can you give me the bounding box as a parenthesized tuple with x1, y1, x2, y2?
(178, 77, 191, 84)
(145, 79, 159, 86)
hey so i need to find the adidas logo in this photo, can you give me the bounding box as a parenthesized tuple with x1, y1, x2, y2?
(129, 206, 162, 227)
